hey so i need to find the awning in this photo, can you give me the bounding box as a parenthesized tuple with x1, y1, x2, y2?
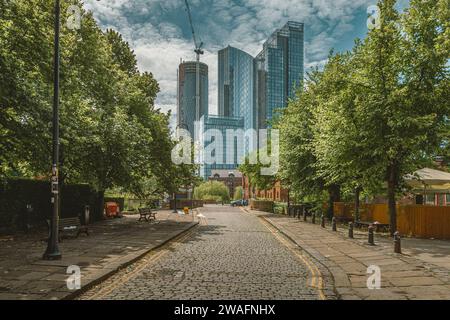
(405, 168, 450, 193)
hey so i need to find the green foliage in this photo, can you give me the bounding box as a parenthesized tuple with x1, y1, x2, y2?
(276, 0, 449, 229)
(239, 147, 277, 191)
(194, 181, 230, 202)
(233, 186, 243, 200)
(0, 1, 195, 199)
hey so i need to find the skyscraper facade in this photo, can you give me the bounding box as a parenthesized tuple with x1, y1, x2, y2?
(218, 46, 256, 132)
(199, 115, 245, 179)
(177, 61, 209, 138)
(256, 21, 304, 128)
(218, 46, 257, 156)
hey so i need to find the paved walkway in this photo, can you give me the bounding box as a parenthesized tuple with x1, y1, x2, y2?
(0, 211, 197, 300)
(79, 205, 336, 300)
(244, 208, 450, 300)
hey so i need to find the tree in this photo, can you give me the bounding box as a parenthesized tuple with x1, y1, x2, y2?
(351, 0, 449, 234)
(0, 0, 185, 208)
(275, 70, 327, 208)
(233, 186, 243, 200)
(194, 181, 230, 202)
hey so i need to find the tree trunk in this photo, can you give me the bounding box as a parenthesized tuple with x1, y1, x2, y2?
(387, 165, 397, 236)
(98, 190, 105, 220)
(354, 186, 361, 221)
(327, 184, 341, 219)
(287, 188, 290, 216)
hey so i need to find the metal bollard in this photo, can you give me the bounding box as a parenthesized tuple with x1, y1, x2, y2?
(348, 222, 354, 238)
(24, 204, 33, 233)
(84, 205, 90, 225)
(332, 217, 337, 231)
(368, 225, 375, 245)
(312, 213, 316, 224)
(321, 215, 325, 228)
(303, 209, 307, 222)
(394, 231, 401, 254)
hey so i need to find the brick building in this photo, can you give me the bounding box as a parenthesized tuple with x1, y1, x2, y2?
(242, 175, 289, 203)
(208, 170, 243, 199)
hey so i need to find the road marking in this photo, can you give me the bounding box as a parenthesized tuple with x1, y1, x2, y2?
(79, 226, 198, 300)
(257, 216, 327, 300)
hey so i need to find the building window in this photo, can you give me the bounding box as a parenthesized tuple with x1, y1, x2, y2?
(425, 194, 435, 205)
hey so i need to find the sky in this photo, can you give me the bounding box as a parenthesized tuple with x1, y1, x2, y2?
(83, 0, 409, 125)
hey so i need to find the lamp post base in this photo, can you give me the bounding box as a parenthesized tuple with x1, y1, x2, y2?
(43, 249, 62, 260)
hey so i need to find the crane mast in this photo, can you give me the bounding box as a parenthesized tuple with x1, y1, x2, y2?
(184, 0, 204, 126)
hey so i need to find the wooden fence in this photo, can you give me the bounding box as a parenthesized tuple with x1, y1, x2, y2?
(334, 202, 450, 239)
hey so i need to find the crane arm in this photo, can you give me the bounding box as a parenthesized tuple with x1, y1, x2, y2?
(184, 0, 203, 52)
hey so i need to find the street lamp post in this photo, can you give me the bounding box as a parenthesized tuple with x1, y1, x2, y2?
(43, 0, 62, 260)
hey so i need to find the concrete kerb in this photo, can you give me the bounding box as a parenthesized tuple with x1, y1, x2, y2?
(63, 220, 199, 300)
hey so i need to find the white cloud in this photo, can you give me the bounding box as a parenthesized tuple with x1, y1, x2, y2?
(83, 0, 378, 125)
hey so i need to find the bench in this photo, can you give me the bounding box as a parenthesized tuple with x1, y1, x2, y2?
(354, 220, 390, 232)
(46, 216, 89, 242)
(138, 207, 157, 222)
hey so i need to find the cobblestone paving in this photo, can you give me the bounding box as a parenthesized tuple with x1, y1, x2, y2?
(81, 206, 331, 300)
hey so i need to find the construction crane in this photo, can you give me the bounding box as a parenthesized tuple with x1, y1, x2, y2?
(184, 0, 204, 125)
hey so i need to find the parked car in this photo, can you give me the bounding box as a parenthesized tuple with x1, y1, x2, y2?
(231, 199, 248, 207)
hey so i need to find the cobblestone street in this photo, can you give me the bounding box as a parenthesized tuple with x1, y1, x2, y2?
(80, 205, 335, 300)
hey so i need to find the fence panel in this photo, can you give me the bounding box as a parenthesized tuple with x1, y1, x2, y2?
(334, 202, 450, 239)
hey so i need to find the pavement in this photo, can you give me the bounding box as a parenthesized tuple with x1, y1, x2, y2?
(0, 210, 197, 300)
(78, 205, 337, 300)
(244, 208, 450, 300)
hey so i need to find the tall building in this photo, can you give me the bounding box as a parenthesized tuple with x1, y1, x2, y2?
(218, 46, 256, 128)
(177, 61, 209, 138)
(256, 21, 304, 128)
(218, 46, 256, 155)
(199, 115, 245, 179)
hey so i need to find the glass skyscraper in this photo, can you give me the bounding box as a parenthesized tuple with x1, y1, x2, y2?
(256, 21, 304, 128)
(199, 115, 245, 179)
(177, 61, 209, 138)
(218, 46, 255, 131)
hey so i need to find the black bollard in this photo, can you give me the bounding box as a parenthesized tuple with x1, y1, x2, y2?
(321, 215, 325, 228)
(24, 204, 33, 233)
(303, 209, 307, 222)
(368, 225, 375, 245)
(348, 222, 354, 238)
(312, 213, 316, 224)
(394, 231, 401, 254)
(332, 217, 337, 231)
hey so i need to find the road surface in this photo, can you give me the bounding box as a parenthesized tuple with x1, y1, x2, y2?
(79, 205, 333, 300)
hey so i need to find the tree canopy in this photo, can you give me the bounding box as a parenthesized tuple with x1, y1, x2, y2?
(0, 0, 195, 198)
(276, 0, 449, 232)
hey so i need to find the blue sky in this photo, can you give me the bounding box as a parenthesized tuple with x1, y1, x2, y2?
(84, 0, 409, 120)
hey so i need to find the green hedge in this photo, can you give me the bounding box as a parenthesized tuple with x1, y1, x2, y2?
(0, 179, 102, 233)
(274, 202, 288, 215)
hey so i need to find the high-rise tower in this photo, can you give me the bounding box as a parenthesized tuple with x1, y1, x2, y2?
(255, 21, 304, 128)
(177, 61, 209, 138)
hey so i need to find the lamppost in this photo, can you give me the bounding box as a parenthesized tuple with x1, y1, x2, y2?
(43, 0, 62, 260)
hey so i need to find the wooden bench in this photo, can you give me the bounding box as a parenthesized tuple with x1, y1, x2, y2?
(46, 216, 89, 242)
(354, 220, 390, 232)
(138, 207, 157, 222)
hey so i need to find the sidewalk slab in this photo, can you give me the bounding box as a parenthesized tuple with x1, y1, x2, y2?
(244, 208, 450, 300)
(0, 211, 198, 300)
